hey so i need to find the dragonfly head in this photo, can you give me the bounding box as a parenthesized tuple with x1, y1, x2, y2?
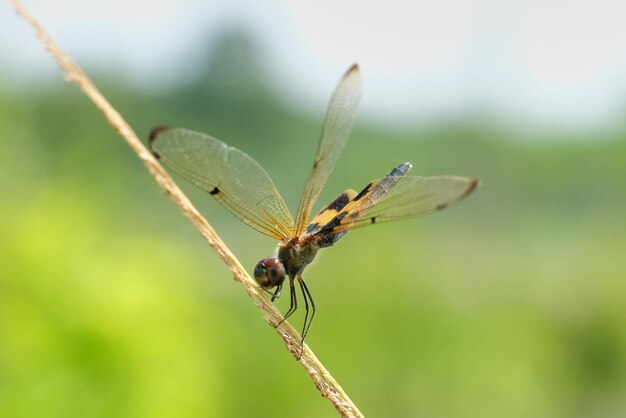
(254, 257, 286, 289)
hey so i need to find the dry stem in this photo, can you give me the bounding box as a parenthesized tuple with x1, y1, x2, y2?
(8, 1, 363, 416)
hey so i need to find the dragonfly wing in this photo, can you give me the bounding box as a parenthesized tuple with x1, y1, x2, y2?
(293, 64, 362, 236)
(313, 175, 478, 235)
(303, 162, 412, 237)
(149, 127, 294, 240)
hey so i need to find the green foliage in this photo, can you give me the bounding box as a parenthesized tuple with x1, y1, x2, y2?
(1, 31, 625, 417)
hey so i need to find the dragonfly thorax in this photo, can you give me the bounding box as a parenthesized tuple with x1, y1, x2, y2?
(278, 240, 320, 278)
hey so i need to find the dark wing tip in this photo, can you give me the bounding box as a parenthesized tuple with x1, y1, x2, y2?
(465, 179, 480, 196)
(345, 63, 360, 77)
(148, 126, 172, 147)
(148, 126, 173, 160)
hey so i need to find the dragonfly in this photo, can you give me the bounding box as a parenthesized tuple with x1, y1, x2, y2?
(149, 64, 478, 345)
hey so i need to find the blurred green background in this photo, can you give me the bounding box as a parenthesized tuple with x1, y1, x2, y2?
(2, 5, 626, 418)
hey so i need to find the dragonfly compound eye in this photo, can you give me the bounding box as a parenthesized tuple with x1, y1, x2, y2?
(254, 257, 285, 289)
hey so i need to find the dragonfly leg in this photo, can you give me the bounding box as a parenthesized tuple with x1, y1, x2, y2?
(275, 276, 297, 328)
(298, 275, 316, 345)
(270, 283, 282, 302)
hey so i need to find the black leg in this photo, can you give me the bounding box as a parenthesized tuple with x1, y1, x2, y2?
(275, 276, 297, 328)
(298, 276, 316, 344)
(270, 283, 282, 302)
(260, 287, 276, 298)
(298, 276, 310, 344)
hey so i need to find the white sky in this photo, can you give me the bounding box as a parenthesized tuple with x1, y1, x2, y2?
(3, 0, 626, 131)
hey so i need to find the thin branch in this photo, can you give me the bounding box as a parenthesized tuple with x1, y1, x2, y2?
(8, 1, 363, 416)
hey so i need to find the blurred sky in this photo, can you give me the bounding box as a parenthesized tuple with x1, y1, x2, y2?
(3, 0, 626, 131)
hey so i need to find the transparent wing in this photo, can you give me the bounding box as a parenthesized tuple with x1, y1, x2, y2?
(317, 175, 478, 234)
(149, 127, 294, 240)
(293, 64, 362, 236)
